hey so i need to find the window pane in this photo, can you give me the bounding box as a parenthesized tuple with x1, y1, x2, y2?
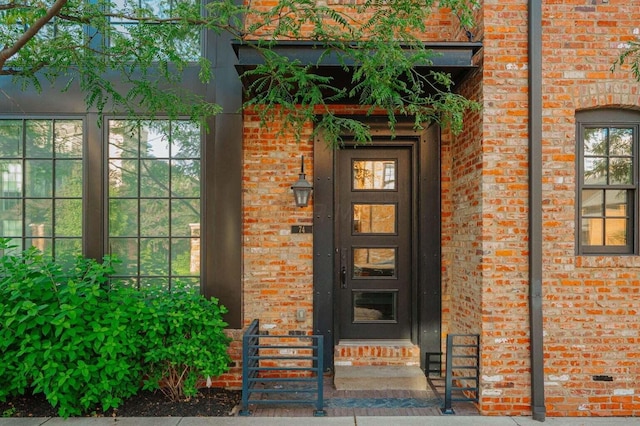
(353, 204, 396, 234)
(609, 158, 632, 185)
(353, 291, 396, 322)
(583, 157, 607, 185)
(0, 120, 22, 156)
(605, 190, 627, 217)
(171, 199, 200, 236)
(141, 125, 170, 159)
(171, 159, 200, 197)
(54, 120, 83, 158)
(55, 199, 82, 237)
(581, 189, 603, 217)
(605, 219, 627, 246)
(140, 238, 169, 276)
(55, 160, 83, 197)
(583, 127, 607, 156)
(140, 159, 169, 197)
(353, 160, 396, 190)
(109, 159, 139, 197)
(55, 239, 82, 265)
(582, 218, 603, 245)
(110, 238, 139, 275)
(109, 121, 139, 158)
(172, 121, 201, 158)
(171, 238, 200, 275)
(353, 248, 396, 278)
(25, 199, 52, 237)
(609, 128, 633, 156)
(25, 160, 53, 197)
(25, 120, 52, 158)
(110, 199, 139, 236)
(140, 199, 169, 237)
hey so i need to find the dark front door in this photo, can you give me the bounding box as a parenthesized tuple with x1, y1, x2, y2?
(336, 146, 412, 340)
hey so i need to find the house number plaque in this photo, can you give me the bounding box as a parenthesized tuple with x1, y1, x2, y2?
(291, 225, 313, 234)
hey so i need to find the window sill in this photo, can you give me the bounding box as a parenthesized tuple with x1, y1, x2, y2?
(576, 255, 640, 268)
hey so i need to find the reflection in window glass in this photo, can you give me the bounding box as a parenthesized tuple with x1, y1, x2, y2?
(353, 291, 396, 322)
(0, 119, 83, 260)
(580, 189, 628, 246)
(353, 204, 396, 234)
(108, 120, 201, 289)
(353, 160, 396, 190)
(353, 248, 396, 277)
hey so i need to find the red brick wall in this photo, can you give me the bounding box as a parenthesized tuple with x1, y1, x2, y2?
(479, 0, 640, 416)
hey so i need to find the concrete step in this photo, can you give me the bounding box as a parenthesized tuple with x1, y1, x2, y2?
(334, 365, 427, 391)
(334, 339, 421, 367)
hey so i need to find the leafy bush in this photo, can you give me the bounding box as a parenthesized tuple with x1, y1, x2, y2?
(0, 239, 231, 416)
(140, 284, 231, 401)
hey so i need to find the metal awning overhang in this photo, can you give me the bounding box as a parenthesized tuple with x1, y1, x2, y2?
(232, 40, 482, 103)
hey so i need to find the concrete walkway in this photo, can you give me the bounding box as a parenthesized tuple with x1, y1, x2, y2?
(0, 417, 637, 425)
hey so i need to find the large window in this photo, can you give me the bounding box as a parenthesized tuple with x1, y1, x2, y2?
(108, 120, 201, 289)
(577, 110, 640, 254)
(0, 119, 83, 260)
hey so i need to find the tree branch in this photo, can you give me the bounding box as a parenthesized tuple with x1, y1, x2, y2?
(0, 0, 68, 70)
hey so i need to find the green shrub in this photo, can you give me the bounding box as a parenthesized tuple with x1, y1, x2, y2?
(0, 239, 232, 416)
(140, 284, 231, 401)
(0, 240, 147, 417)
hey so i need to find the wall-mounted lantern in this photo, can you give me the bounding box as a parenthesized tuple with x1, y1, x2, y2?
(291, 155, 313, 208)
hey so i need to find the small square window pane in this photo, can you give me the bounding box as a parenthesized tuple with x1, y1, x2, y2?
(140, 277, 170, 291)
(25, 121, 53, 158)
(140, 238, 169, 276)
(605, 190, 627, 217)
(109, 199, 138, 236)
(609, 128, 633, 156)
(0, 120, 22, 157)
(583, 127, 607, 156)
(55, 239, 82, 265)
(353, 204, 396, 234)
(55, 199, 82, 237)
(171, 199, 200, 236)
(26, 236, 51, 253)
(110, 238, 139, 275)
(353, 248, 396, 278)
(608, 158, 632, 185)
(109, 160, 139, 197)
(109, 121, 139, 158)
(171, 159, 200, 197)
(25, 199, 51, 236)
(140, 159, 169, 197)
(581, 189, 603, 217)
(25, 160, 53, 197)
(171, 238, 200, 275)
(55, 160, 83, 197)
(353, 291, 396, 322)
(141, 125, 170, 159)
(54, 120, 83, 158)
(140, 199, 169, 237)
(605, 219, 627, 246)
(582, 218, 603, 245)
(583, 157, 607, 185)
(172, 122, 201, 158)
(353, 160, 396, 190)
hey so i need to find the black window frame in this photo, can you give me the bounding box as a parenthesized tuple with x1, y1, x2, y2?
(576, 109, 640, 255)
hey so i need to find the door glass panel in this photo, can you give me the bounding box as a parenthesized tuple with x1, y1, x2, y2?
(353, 247, 396, 277)
(352, 160, 396, 190)
(353, 291, 396, 322)
(353, 204, 396, 234)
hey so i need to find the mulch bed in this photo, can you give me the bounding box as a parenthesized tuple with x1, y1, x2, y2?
(0, 388, 242, 417)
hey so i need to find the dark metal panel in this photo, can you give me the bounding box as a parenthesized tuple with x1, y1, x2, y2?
(313, 135, 335, 371)
(528, 0, 546, 421)
(84, 113, 104, 260)
(419, 123, 442, 360)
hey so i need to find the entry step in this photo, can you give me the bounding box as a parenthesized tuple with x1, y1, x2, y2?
(334, 365, 427, 391)
(334, 340, 421, 367)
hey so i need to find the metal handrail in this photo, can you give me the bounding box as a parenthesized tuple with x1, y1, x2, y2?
(239, 319, 326, 416)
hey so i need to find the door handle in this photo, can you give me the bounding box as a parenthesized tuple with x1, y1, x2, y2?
(340, 248, 347, 289)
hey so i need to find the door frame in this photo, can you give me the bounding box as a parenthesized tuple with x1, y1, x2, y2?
(313, 117, 441, 371)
